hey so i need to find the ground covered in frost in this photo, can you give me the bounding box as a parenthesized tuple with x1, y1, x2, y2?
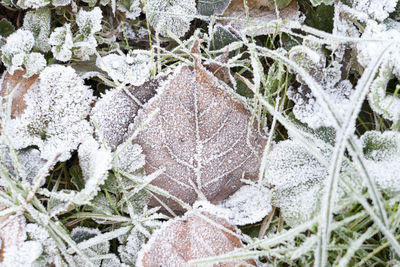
(0, 0, 400, 266)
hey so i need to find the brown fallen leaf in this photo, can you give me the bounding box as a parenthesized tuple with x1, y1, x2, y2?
(137, 211, 255, 267)
(0, 204, 26, 263)
(129, 41, 265, 213)
(221, 0, 300, 36)
(0, 70, 38, 118)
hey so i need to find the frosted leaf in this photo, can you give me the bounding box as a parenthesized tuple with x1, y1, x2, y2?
(136, 211, 251, 266)
(220, 0, 300, 36)
(1, 29, 34, 75)
(16, 0, 49, 9)
(117, 0, 141, 20)
(144, 0, 196, 37)
(51, 0, 70, 6)
(128, 51, 265, 213)
(217, 184, 272, 225)
(96, 52, 151, 86)
(2, 147, 47, 183)
(274, 182, 323, 227)
(265, 139, 327, 225)
(74, 137, 112, 204)
(1, 241, 42, 266)
(197, 0, 231, 16)
(352, 0, 398, 21)
(309, 0, 333, 6)
(4, 65, 94, 161)
(357, 21, 400, 78)
(24, 52, 46, 78)
(118, 229, 147, 265)
(71, 227, 109, 267)
(90, 75, 163, 149)
(368, 61, 400, 123)
(26, 223, 59, 266)
(73, 35, 98, 61)
(288, 45, 353, 129)
(360, 131, 400, 192)
(49, 24, 74, 62)
(22, 8, 51, 53)
(113, 143, 145, 173)
(76, 7, 103, 37)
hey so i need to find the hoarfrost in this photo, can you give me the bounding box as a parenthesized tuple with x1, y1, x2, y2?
(24, 52, 47, 78)
(16, 0, 50, 9)
(4, 65, 94, 162)
(22, 8, 51, 53)
(49, 24, 74, 62)
(128, 59, 265, 212)
(26, 223, 59, 266)
(96, 52, 151, 86)
(144, 0, 197, 37)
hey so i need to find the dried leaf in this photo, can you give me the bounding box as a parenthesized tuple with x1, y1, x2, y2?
(221, 0, 300, 35)
(137, 212, 254, 266)
(129, 46, 265, 213)
(0, 70, 38, 118)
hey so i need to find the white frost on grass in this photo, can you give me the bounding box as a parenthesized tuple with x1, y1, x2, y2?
(117, 0, 141, 20)
(113, 143, 145, 173)
(144, 0, 197, 37)
(118, 229, 147, 266)
(4, 65, 94, 162)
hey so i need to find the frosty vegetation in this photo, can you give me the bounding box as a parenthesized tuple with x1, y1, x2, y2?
(0, 0, 400, 266)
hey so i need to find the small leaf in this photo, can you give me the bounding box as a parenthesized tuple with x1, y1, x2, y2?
(0, 19, 15, 38)
(197, 0, 231, 16)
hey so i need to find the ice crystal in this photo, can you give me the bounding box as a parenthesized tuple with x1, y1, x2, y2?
(49, 24, 74, 62)
(144, 0, 197, 37)
(117, 0, 141, 20)
(26, 223, 59, 266)
(0, 29, 46, 77)
(16, 0, 50, 9)
(96, 52, 151, 86)
(360, 131, 400, 192)
(4, 65, 94, 161)
(22, 8, 51, 53)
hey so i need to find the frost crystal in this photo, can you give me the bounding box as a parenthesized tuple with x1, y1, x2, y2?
(49, 24, 74, 62)
(16, 0, 50, 9)
(22, 8, 51, 53)
(144, 0, 197, 37)
(26, 223, 59, 266)
(360, 131, 400, 193)
(117, 0, 141, 20)
(0, 29, 46, 77)
(96, 52, 151, 86)
(4, 65, 94, 161)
